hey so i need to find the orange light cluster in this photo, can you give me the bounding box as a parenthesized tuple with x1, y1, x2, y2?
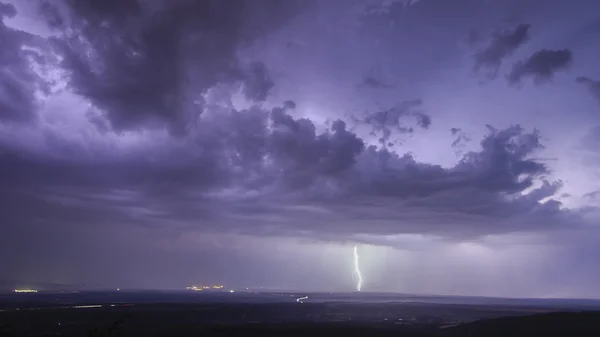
(186, 285, 224, 291)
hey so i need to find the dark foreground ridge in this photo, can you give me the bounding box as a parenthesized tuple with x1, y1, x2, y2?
(197, 312, 600, 337)
(1, 301, 600, 337)
(444, 311, 600, 337)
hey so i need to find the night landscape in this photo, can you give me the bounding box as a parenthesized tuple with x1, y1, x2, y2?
(1, 0, 600, 336)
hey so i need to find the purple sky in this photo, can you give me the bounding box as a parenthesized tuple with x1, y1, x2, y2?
(1, 0, 600, 297)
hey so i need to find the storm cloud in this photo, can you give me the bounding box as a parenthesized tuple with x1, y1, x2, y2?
(508, 49, 573, 85)
(473, 23, 531, 79)
(577, 76, 600, 102)
(361, 99, 431, 146)
(41, 0, 312, 134)
(0, 2, 51, 122)
(0, 98, 577, 242)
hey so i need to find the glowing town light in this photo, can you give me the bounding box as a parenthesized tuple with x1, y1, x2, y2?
(186, 285, 225, 291)
(14, 289, 37, 293)
(73, 305, 102, 309)
(296, 296, 308, 303)
(353, 245, 363, 292)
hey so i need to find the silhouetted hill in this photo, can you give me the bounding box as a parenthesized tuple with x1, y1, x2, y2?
(197, 324, 434, 337)
(444, 311, 600, 337)
(2, 299, 600, 337)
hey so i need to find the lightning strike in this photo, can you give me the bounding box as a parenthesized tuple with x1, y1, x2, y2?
(353, 245, 363, 292)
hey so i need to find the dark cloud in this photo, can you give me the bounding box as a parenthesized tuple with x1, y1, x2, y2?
(584, 190, 599, 200)
(361, 99, 431, 146)
(450, 127, 471, 155)
(0, 2, 50, 122)
(473, 24, 531, 78)
(283, 100, 297, 110)
(238, 123, 572, 240)
(358, 75, 394, 89)
(42, 0, 312, 134)
(576, 76, 600, 102)
(416, 113, 432, 129)
(268, 108, 365, 188)
(0, 2, 16, 17)
(242, 61, 275, 102)
(354, 124, 548, 199)
(507, 49, 573, 85)
(0, 1, 589, 239)
(1, 97, 577, 242)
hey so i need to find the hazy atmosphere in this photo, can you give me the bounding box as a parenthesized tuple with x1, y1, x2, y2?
(1, 0, 600, 298)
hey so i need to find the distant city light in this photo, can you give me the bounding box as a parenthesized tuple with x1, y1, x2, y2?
(186, 285, 225, 291)
(296, 296, 308, 303)
(14, 289, 37, 293)
(229, 290, 235, 293)
(73, 305, 102, 309)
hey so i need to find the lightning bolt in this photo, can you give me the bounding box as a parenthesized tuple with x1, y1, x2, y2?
(353, 245, 363, 292)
